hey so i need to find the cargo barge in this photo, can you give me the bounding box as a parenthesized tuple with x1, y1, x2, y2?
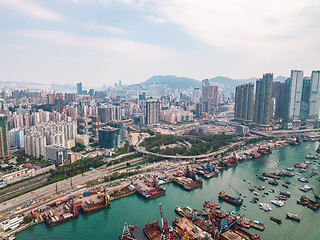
(143, 221, 161, 240)
(263, 172, 281, 179)
(173, 166, 203, 190)
(43, 199, 79, 227)
(81, 189, 110, 214)
(218, 187, 243, 206)
(136, 175, 166, 199)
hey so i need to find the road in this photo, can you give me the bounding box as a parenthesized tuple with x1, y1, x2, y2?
(0, 157, 144, 215)
(134, 141, 244, 159)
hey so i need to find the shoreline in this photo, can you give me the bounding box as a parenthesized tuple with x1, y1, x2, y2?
(2, 138, 318, 239)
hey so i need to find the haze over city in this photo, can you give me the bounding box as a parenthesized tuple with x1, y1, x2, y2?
(1, 1, 320, 240)
(1, 0, 320, 86)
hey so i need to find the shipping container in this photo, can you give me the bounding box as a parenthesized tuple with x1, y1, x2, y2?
(83, 191, 91, 196)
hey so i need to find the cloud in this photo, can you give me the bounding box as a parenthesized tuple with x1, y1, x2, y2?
(118, 0, 320, 56)
(145, 15, 167, 24)
(71, 0, 111, 5)
(84, 23, 126, 34)
(13, 29, 177, 57)
(0, 0, 62, 21)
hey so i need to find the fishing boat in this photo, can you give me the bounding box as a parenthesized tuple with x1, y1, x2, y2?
(298, 178, 309, 183)
(270, 216, 282, 224)
(268, 179, 279, 186)
(279, 191, 291, 197)
(271, 200, 285, 207)
(286, 213, 301, 222)
(259, 203, 272, 211)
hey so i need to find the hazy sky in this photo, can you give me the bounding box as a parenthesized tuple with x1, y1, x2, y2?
(1, 0, 320, 87)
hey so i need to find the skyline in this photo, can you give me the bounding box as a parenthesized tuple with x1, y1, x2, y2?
(1, 0, 320, 87)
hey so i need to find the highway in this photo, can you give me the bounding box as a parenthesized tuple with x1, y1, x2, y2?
(134, 141, 244, 159)
(0, 157, 144, 215)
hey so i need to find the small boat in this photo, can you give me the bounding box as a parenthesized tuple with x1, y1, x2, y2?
(282, 183, 289, 188)
(249, 188, 254, 192)
(270, 216, 282, 224)
(271, 200, 285, 207)
(285, 180, 291, 184)
(287, 167, 294, 171)
(276, 195, 288, 201)
(268, 179, 278, 186)
(257, 186, 265, 190)
(298, 178, 309, 183)
(279, 191, 291, 197)
(259, 203, 272, 211)
(286, 213, 301, 222)
(258, 176, 267, 181)
(253, 191, 259, 196)
(269, 189, 275, 193)
(242, 206, 246, 210)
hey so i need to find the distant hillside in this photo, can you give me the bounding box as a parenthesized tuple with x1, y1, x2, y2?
(141, 75, 201, 89)
(274, 76, 288, 82)
(208, 76, 254, 95)
(139, 74, 288, 95)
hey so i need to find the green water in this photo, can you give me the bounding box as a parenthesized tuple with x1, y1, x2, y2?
(17, 142, 320, 240)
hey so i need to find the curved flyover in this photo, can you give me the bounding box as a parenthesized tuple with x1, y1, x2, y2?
(134, 141, 243, 160)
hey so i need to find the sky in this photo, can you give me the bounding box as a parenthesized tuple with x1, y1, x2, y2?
(1, 0, 320, 88)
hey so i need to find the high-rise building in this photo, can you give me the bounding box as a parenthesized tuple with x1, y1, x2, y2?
(300, 77, 311, 120)
(99, 127, 120, 149)
(283, 70, 304, 122)
(254, 73, 273, 125)
(196, 103, 204, 118)
(45, 145, 68, 166)
(98, 104, 121, 122)
(146, 99, 160, 125)
(9, 129, 24, 148)
(193, 88, 201, 103)
(77, 82, 82, 95)
(272, 82, 286, 120)
(202, 83, 219, 113)
(0, 115, 10, 159)
(89, 89, 94, 97)
(309, 71, 320, 121)
(234, 83, 254, 121)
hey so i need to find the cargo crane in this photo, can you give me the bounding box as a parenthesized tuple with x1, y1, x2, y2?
(202, 162, 214, 172)
(159, 201, 171, 240)
(229, 185, 242, 203)
(120, 223, 135, 240)
(95, 188, 110, 205)
(218, 185, 243, 206)
(71, 197, 78, 216)
(215, 214, 241, 238)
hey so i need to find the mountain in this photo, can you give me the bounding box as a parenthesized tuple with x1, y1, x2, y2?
(274, 76, 288, 82)
(141, 75, 201, 89)
(208, 76, 254, 96)
(140, 75, 289, 95)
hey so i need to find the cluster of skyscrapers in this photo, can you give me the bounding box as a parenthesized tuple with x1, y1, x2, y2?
(235, 70, 320, 129)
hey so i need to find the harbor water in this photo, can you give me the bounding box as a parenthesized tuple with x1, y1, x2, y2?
(17, 142, 320, 240)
